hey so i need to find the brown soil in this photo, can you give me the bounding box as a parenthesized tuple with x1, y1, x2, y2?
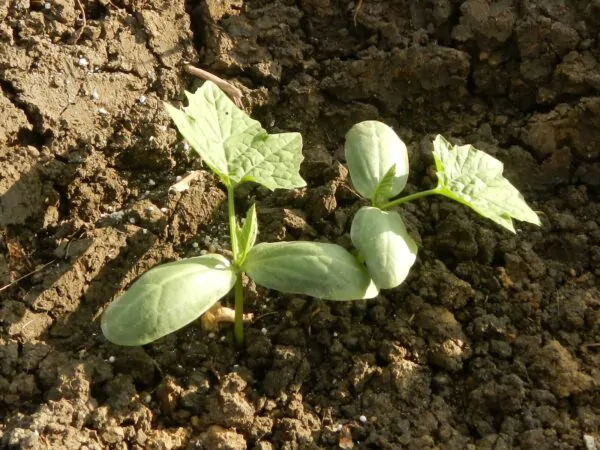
(1, 0, 600, 449)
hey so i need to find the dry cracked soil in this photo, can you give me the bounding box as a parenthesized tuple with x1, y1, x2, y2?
(1, 0, 600, 449)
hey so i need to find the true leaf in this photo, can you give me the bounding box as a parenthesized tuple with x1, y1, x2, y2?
(243, 241, 378, 300)
(101, 254, 236, 346)
(165, 81, 306, 190)
(372, 164, 397, 207)
(345, 121, 409, 201)
(351, 207, 418, 289)
(432, 135, 541, 233)
(237, 204, 258, 263)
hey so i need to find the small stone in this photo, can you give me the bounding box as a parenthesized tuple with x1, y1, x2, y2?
(261, 328, 268, 335)
(98, 107, 108, 115)
(108, 356, 116, 363)
(44, 2, 51, 9)
(129, 217, 136, 224)
(359, 415, 367, 423)
(91, 90, 99, 100)
(148, 179, 156, 186)
(77, 57, 89, 67)
(333, 424, 343, 432)
(138, 95, 147, 104)
(144, 394, 152, 403)
(176, 175, 182, 182)
(160, 207, 168, 213)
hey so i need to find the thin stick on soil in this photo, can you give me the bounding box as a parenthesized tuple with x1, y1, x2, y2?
(74, 0, 86, 43)
(354, 0, 364, 26)
(0, 259, 56, 293)
(184, 65, 244, 107)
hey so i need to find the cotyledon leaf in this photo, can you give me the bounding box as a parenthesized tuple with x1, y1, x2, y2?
(101, 254, 236, 346)
(165, 81, 306, 190)
(432, 135, 541, 233)
(351, 206, 418, 289)
(242, 241, 379, 300)
(345, 121, 409, 201)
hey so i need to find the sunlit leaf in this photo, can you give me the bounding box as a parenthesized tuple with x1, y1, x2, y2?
(351, 207, 418, 289)
(243, 241, 378, 300)
(101, 254, 236, 346)
(432, 135, 541, 233)
(165, 81, 306, 190)
(345, 121, 409, 201)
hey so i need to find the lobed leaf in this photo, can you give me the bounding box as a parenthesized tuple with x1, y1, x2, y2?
(165, 81, 306, 190)
(101, 254, 236, 346)
(432, 135, 541, 233)
(345, 121, 409, 202)
(243, 241, 378, 300)
(351, 207, 418, 289)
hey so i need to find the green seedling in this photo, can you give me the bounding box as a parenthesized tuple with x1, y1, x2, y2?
(345, 120, 541, 289)
(101, 83, 540, 348)
(101, 81, 377, 347)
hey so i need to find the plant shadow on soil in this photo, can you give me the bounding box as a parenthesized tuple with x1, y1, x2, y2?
(2, 0, 600, 449)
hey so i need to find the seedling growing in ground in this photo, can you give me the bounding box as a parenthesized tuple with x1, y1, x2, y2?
(101, 81, 377, 347)
(101, 82, 540, 348)
(345, 121, 541, 290)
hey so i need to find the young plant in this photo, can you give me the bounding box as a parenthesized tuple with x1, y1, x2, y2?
(101, 81, 377, 347)
(345, 121, 541, 289)
(101, 82, 540, 349)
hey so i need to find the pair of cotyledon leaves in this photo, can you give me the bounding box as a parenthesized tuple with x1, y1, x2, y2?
(101, 81, 540, 346)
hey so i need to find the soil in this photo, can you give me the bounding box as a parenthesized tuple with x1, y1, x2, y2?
(1, 0, 600, 449)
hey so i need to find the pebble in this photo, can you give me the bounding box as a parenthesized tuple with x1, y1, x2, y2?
(261, 328, 268, 335)
(148, 179, 156, 186)
(91, 90, 99, 100)
(129, 217, 136, 224)
(138, 95, 147, 104)
(98, 107, 108, 115)
(108, 356, 116, 363)
(359, 415, 367, 423)
(160, 207, 168, 213)
(77, 57, 89, 67)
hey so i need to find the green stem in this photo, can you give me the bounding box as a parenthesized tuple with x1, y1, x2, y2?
(234, 273, 244, 346)
(379, 187, 441, 210)
(227, 184, 246, 346)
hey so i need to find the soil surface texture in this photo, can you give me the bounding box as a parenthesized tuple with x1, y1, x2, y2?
(1, 0, 600, 449)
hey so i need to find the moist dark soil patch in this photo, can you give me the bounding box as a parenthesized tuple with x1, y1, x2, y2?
(1, 0, 600, 449)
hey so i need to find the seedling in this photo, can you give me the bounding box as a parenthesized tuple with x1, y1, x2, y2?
(101, 81, 377, 347)
(344, 121, 541, 290)
(101, 82, 540, 348)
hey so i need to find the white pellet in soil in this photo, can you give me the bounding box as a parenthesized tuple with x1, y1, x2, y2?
(108, 356, 116, 363)
(138, 95, 147, 104)
(359, 415, 367, 423)
(129, 217, 136, 224)
(98, 107, 108, 115)
(77, 57, 88, 67)
(148, 179, 156, 186)
(261, 328, 268, 335)
(160, 207, 168, 213)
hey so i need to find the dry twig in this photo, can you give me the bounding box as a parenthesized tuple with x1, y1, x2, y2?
(184, 65, 244, 107)
(74, 0, 86, 43)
